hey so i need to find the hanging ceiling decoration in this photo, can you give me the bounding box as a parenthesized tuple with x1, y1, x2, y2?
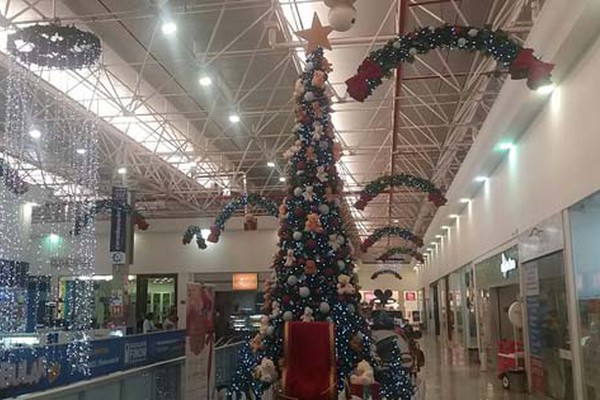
(8, 23, 102, 70)
(360, 226, 423, 252)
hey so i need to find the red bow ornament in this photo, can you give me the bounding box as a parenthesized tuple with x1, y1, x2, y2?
(509, 48, 554, 90)
(345, 59, 385, 102)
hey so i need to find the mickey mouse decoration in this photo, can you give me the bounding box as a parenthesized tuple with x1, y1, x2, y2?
(372, 289, 396, 305)
(324, 0, 357, 32)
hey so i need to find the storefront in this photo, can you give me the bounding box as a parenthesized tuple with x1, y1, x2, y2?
(474, 245, 521, 373)
(520, 213, 574, 399)
(449, 264, 477, 351)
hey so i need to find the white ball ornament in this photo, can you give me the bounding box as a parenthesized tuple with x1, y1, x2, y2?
(392, 40, 401, 49)
(318, 204, 330, 215)
(306, 61, 314, 71)
(304, 92, 315, 102)
(328, 4, 356, 32)
(337, 260, 346, 270)
(294, 187, 303, 197)
(319, 302, 331, 314)
(287, 275, 298, 286)
(299, 286, 310, 298)
(293, 231, 303, 240)
(283, 311, 293, 321)
(408, 47, 418, 56)
(457, 38, 467, 47)
(468, 28, 479, 37)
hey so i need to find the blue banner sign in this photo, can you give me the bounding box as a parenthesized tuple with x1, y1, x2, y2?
(0, 330, 185, 398)
(109, 186, 128, 265)
(526, 296, 543, 357)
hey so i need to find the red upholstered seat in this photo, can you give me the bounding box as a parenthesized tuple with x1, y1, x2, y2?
(282, 321, 337, 400)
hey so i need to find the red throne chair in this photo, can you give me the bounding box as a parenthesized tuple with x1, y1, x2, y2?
(282, 321, 337, 400)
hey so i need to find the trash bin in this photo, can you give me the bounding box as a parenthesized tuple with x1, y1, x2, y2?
(505, 370, 527, 392)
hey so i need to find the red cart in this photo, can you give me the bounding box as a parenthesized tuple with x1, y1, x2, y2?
(496, 340, 525, 390)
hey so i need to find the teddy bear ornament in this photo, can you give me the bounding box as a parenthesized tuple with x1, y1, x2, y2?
(324, 0, 357, 32)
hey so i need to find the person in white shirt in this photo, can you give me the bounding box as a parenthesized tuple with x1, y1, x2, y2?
(143, 312, 156, 333)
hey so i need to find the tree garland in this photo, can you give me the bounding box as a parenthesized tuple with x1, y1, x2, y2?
(72, 199, 149, 235)
(371, 270, 402, 281)
(208, 193, 279, 243)
(378, 246, 424, 263)
(346, 24, 554, 102)
(182, 225, 207, 249)
(0, 159, 28, 195)
(8, 23, 102, 70)
(354, 173, 446, 210)
(361, 227, 423, 252)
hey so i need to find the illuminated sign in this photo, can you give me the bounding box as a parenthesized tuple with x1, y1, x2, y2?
(232, 273, 258, 291)
(500, 253, 517, 278)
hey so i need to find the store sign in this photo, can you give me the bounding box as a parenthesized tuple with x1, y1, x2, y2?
(500, 253, 517, 278)
(232, 273, 258, 291)
(404, 291, 417, 302)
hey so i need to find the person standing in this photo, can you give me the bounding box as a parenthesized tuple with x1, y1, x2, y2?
(143, 312, 156, 333)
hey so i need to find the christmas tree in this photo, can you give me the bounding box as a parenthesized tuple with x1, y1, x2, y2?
(230, 14, 412, 400)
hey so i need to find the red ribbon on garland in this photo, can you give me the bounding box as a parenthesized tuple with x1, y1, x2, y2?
(508, 48, 555, 90)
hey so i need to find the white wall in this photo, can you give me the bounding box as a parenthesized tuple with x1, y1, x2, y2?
(418, 10, 600, 286)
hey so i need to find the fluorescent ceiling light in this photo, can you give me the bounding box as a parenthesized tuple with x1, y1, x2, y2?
(229, 114, 241, 123)
(161, 21, 177, 35)
(28, 127, 41, 139)
(393, 219, 399, 223)
(459, 198, 470, 203)
(199, 76, 212, 87)
(449, 214, 459, 219)
(498, 142, 514, 151)
(475, 176, 488, 182)
(117, 167, 127, 175)
(76, 148, 87, 155)
(435, 234, 443, 239)
(279, 177, 286, 182)
(441, 225, 450, 230)
(267, 161, 275, 168)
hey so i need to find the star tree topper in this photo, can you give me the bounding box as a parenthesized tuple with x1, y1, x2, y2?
(295, 13, 333, 53)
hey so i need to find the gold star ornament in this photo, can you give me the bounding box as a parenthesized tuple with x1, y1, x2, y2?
(295, 13, 333, 53)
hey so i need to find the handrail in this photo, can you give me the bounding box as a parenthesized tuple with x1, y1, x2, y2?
(17, 357, 185, 399)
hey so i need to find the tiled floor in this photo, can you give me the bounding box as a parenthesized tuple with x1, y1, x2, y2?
(421, 334, 534, 400)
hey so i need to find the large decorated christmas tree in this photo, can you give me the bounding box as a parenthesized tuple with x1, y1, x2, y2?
(230, 15, 412, 400)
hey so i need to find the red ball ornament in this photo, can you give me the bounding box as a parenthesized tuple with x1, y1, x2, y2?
(297, 257, 306, 265)
(307, 239, 317, 250)
(294, 207, 305, 218)
(282, 295, 291, 304)
(297, 161, 306, 170)
(325, 268, 334, 277)
(310, 205, 319, 213)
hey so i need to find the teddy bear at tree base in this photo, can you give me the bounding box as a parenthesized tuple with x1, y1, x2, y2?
(337, 274, 356, 295)
(350, 360, 375, 385)
(324, 0, 357, 32)
(253, 357, 278, 383)
(301, 307, 314, 322)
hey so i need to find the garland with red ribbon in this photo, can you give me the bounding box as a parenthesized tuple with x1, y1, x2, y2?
(346, 25, 554, 102)
(370, 271, 402, 281)
(360, 227, 423, 252)
(354, 173, 446, 210)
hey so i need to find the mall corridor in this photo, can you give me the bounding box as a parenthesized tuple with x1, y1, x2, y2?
(421, 335, 533, 400)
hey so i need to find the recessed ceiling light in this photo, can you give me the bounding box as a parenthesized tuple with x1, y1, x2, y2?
(279, 177, 286, 182)
(117, 167, 127, 175)
(449, 214, 459, 219)
(441, 225, 450, 230)
(76, 148, 87, 155)
(267, 161, 275, 168)
(536, 82, 556, 95)
(161, 21, 177, 35)
(393, 219, 399, 223)
(435, 234, 443, 239)
(28, 127, 41, 139)
(229, 114, 241, 123)
(475, 176, 488, 182)
(199, 76, 212, 86)
(459, 198, 470, 203)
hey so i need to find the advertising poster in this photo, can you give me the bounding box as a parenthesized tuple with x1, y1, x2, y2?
(109, 186, 128, 265)
(186, 283, 215, 400)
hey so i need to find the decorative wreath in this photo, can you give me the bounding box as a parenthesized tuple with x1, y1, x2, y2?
(361, 226, 423, 252)
(378, 246, 424, 263)
(182, 225, 207, 249)
(354, 173, 446, 210)
(72, 199, 149, 235)
(371, 270, 402, 281)
(0, 159, 28, 195)
(8, 23, 102, 69)
(346, 25, 554, 102)
(208, 193, 279, 243)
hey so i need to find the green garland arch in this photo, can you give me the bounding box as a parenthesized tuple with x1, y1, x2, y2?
(378, 246, 424, 263)
(360, 226, 423, 253)
(208, 193, 279, 243)
(371, 270, 402, 281)
(346, 24, 554, 102)
(354, 173, 446, 210)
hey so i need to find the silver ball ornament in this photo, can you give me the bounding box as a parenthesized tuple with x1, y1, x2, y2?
(328, 4, 356, 32)
(287, 275, 298, 286)
(299, 286, 310, 298)
(293, 231, 303, 240)
(319, 302, 331, 314)
(283, 311, 293, 321)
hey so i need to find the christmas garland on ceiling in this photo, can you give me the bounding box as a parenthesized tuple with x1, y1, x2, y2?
(361, 226, 423, 252)
(354, 173, 446, 210)
(371, 270, 402, 281)
(208, 193, 279, 243)
(72, 199, 149, 235)
(378, 246, 424, 263)
(0, 159, 28, 195)
(182, 225, 207, 249)
(8, 23, 102, 70)
(346, 24, 554, 102)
